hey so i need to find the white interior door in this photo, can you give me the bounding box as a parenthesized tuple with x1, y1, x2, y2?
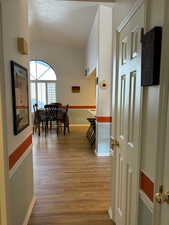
(115, 4, 144, 225)
(157, 96, 169, 225)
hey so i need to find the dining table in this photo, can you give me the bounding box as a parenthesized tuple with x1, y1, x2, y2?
(37, 107, 69, 136)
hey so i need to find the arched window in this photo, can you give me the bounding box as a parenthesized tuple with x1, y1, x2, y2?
(30, 60, 57, 110)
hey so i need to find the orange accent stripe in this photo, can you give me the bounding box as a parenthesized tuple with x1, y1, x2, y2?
(69, 106, 96, 109)
(16, 106, 28, 109)
(140, 171, 154, 202)
(96, 117, 112, 123)
(9, 135, 32, 170)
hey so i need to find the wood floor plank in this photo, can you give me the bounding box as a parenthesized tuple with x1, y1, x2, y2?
(28, 126, 114, 225)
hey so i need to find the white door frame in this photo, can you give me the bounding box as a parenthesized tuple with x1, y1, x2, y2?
(110, 0, 146, 223)
(0, 2, 9, 225)
(153, 0, 169, 223)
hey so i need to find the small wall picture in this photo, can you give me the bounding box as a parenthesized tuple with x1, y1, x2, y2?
(11, 61, 29, 135)
(72, 86, 80, 93)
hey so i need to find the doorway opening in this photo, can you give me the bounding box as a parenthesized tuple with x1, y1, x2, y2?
(28, 2, 111, 225)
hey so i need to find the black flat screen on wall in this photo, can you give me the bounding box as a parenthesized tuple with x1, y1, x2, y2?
(141, 27, 162, 86)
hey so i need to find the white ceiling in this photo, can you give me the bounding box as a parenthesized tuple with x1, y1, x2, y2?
(28, 0, 114, 48)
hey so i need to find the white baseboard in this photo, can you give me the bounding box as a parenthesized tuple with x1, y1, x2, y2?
(108, 207, 113, 220)
(95, 149, 111, 157)
(22, 196, 36, 225)
(139, 190, 154, 213)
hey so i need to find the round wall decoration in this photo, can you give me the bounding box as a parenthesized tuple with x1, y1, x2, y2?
(99, 80, 108, 89)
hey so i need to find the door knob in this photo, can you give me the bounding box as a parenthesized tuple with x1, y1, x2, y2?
(111, 139, 119, 149)
(155, 185, 169, 204)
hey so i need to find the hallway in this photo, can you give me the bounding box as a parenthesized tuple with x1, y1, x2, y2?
(28, 126, 113, 225)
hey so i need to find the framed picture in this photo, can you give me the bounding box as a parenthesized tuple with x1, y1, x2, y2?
(72, 86, 80, 93)
(141, 27, 162, 86)
(11, 61, 29, 135)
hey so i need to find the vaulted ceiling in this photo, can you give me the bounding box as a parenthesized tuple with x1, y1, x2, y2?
(28, 0, 114, 48)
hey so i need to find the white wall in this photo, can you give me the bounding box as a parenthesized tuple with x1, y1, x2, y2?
(30, 41, 96, 106)
(86, 5, 113, 156)
(85, 5, 113, 118)
(2, 0, 32, 155)
(85, 11, 98, 75)
(97, 5, 112, 117)
(1, 0, 34, 224)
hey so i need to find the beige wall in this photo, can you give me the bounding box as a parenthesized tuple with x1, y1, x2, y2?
(9, 153, 34, 225)
(1, 0, 32, 154)
(1, 0, 34, 224)
(30, 41, 96, 106)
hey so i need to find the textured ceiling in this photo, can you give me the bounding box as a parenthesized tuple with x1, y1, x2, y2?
(28, 0, 114, 48)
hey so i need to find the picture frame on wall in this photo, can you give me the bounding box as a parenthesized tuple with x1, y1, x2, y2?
(10, 61, 29, 135)
(72, 86, 80, 93)
(141, 26, 162, 86)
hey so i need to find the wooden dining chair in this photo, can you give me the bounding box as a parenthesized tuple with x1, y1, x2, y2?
(50, 104, 70, 135)
(64, 104, 70, 134)
(44, 104, 70, 136)
(33, 104, 41, 136)
(86, 118, 96, 147)
(44, 104, 56, 135)
(50, 102, 62, 108)
(56, 104, 70, 135)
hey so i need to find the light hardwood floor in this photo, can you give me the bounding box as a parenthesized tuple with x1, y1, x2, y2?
(28, 126, 114, 225)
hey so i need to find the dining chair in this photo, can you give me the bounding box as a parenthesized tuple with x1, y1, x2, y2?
(64, 104, 70, 134)
(57, 104, 70, 135)
(49, 102, 62, 108)
(44, 104, 70, 136)
(33, 104, 41, 136)
(44, 104, 57, 135)
(86, 117, 96, 147)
